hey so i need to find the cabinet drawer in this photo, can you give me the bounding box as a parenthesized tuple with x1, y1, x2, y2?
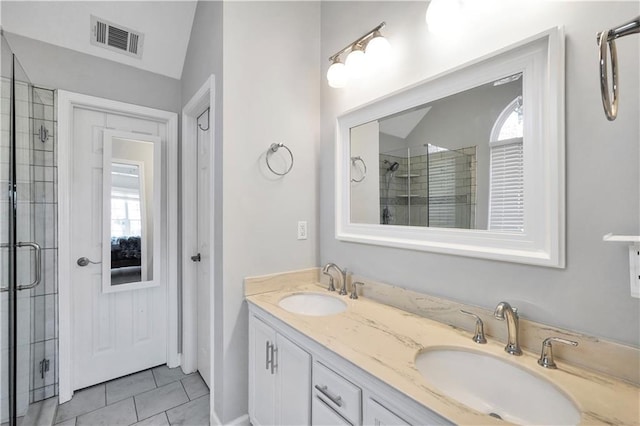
(313, 395, 352, 426)
(313, 361, 361, 425)
(365, 398, 410, 426)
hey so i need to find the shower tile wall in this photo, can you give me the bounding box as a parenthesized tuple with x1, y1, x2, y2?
(29, 86, 57, 403)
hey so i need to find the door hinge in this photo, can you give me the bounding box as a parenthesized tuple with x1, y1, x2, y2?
(39, 358, 50, 379)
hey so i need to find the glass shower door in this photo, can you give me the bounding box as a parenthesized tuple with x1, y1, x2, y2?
(1, 34, 39, 426)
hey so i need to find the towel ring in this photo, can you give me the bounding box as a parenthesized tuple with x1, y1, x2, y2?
(350, 156, 367, 182)
(598, 31, 619, 121)
(266, 143, 294, 176)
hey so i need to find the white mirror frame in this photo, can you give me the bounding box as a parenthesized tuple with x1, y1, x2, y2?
(102, 130, 162, 292)
(336, 27, 565, 268)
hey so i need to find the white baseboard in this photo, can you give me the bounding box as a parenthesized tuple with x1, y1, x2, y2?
(210, 412, 249, 426)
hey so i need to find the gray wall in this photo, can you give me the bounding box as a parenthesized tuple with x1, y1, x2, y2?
(221, 2, 320, 421)
(179, 0, 224, 420)
(320, 1, 640, 346)
(2, 32, 181, 113)
(182, 1, 321, 422)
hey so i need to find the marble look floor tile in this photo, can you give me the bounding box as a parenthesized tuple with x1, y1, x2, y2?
(106, 370, 156, 404)
(134, 381, 188, 420)
(55, 384, 105, 424)
(54, 418, 75, 426)
(166, 395, 209, 426)
(76, 398, 136, 426)
(132, 412, 170, 426)
(181, 374, 209, 400)
(152, 365, 188, 387)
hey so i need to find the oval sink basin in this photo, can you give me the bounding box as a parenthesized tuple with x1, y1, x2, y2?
(278, 293, 347, 316)
(415, 349, 580, 425)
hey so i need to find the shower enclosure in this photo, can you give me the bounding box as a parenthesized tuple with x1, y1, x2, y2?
(2, 33, 58, 425)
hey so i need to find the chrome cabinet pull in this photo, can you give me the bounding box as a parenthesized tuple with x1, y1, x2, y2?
(314, 384, 343, 407)
(271, 346, 277, 375)
(265, 341, 272, 371)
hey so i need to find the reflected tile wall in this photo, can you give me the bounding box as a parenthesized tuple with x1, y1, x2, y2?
(29, 86, 58, 404)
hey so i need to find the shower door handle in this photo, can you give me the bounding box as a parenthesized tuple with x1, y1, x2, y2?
(16, 242, 42, 290)
(0, 243, 7, 292)
(0, 242, 42, 291)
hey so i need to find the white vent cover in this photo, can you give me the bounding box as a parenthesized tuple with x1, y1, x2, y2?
(90, 15, 144, 59)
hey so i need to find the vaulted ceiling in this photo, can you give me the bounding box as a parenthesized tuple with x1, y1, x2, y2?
(2, 1, 198, 79)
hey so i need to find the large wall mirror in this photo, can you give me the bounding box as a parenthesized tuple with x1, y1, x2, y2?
(337, 28, 565, 267)
(102, 130, 162, 292)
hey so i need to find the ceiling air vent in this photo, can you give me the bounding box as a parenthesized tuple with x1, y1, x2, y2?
(90, 15, 144, 59)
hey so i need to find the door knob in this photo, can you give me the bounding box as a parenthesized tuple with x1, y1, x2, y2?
(191, 253, 201, 262)
(77, 257, 101, 267)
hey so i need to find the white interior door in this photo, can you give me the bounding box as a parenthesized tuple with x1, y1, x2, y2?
(196, 116, 211, 388)
(71, 107, 168, 390)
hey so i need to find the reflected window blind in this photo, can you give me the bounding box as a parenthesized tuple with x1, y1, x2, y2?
(428, 154, 456, 228)
(489, 139, 524, 231)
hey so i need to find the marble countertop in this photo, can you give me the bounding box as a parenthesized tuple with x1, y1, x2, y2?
(245, 278, 639, 425)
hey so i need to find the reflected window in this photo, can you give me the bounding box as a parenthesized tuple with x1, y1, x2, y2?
(489, 96, 524, 232)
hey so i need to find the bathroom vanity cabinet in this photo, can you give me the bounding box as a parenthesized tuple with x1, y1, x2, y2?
(249, 314, 312, 425)
(248, 305, 452, 426)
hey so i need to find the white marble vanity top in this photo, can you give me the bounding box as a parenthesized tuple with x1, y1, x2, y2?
(245, 270, 640, 425)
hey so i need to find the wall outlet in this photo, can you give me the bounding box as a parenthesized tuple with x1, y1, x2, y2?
(297, 221, 308, 240)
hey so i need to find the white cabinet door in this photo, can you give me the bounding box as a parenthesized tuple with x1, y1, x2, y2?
(250, 315, 312, 426)
(313, 395, 352, 426)
(249, 316, 277, 426)
(276, 333, 311, 425)
(364, 398, 410, 426)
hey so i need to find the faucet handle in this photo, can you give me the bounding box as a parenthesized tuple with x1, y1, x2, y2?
(538, 337, 578, 369)
(460, 310, 487, 344)
(350, 281, 364, 300)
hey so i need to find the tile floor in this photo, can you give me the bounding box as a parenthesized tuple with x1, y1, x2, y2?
(54, 366, 209, 426)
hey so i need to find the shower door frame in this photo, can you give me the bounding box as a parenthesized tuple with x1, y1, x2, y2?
(56, 91, 179, 403)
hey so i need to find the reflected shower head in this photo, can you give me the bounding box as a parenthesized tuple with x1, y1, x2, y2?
(384, 160, 400, 172)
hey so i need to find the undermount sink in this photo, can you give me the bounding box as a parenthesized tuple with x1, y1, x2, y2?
(278, 293, 347, 316)
(414, 349, 581, 425)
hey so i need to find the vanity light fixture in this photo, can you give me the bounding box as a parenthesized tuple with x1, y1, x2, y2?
(326, 22, 390, 88)
(426, 0, 463, 34)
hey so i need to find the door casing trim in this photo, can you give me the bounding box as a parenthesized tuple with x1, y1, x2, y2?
(57, 91, 179, 403)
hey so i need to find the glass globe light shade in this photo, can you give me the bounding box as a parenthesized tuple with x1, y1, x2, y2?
(345, 48, 366, 79)
(327, 61, 347, 88)
(426, 0, 462, 35)
(365, 34, 391, 65)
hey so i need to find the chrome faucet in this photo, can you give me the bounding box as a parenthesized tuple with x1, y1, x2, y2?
(494, 301, 522, 355)
(322, 263, 347, 295)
